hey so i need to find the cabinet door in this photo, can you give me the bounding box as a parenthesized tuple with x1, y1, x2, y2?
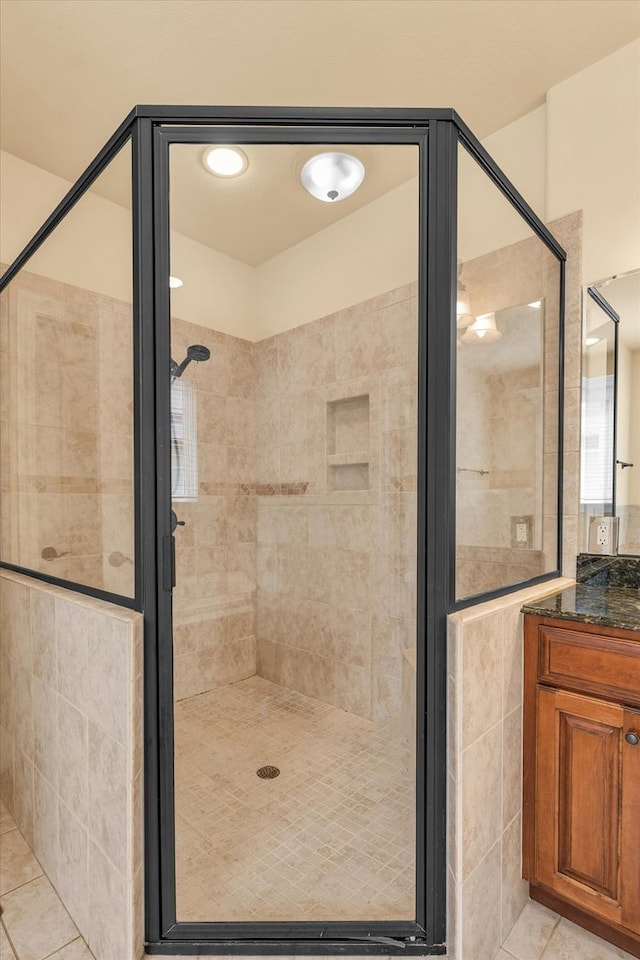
(536, 687, 640, 931)
(621, 706, 640, 932)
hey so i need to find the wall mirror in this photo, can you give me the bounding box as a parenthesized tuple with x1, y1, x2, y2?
(580, 269, 640, 556)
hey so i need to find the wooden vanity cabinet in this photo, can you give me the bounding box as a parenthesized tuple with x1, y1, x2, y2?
(523, 615, 640, 958)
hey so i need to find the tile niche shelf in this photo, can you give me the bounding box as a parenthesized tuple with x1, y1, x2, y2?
(326, 395, 370, 492)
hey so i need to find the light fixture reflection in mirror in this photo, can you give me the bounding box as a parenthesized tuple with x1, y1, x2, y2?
(456, 283, 474, 329)
(460, 312, 502, 344)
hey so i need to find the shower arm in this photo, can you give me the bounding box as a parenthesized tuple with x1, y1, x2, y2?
(170, 356, 190, 379)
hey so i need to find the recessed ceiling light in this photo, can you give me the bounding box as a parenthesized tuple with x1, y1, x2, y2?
(202, 146, 248, 178)
(301, 152, 365, 203)
(585, 336, 602, 346)
(169, 276, 183, 289)
(528, 300, 542, 309)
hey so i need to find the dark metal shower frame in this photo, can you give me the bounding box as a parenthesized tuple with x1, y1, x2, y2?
(0, 105, 567, 957)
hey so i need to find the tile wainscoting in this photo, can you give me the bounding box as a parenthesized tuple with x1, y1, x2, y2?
(0, 569, 143, 960)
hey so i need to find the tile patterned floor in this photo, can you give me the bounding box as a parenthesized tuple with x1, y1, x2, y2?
(0, 800, 94, 960)
(174, 675, 416, 922)
(497, 898, 636, 960)
(2, 778, 634, 960)
(141, 901, 638, 959)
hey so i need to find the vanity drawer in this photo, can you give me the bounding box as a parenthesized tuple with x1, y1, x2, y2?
(538, 624, 640, 706)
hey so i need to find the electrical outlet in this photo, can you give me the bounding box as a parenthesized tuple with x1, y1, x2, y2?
(511, 515, 533, 549)
(588, 516, 619, 555)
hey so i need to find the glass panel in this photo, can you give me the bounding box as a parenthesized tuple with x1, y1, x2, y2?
(579, 290, 616, 546)
(585, 270, 640, 556)
(0, 142, 134, 597)
(456, 143, 561, 601)
(169, 141, 419, 922)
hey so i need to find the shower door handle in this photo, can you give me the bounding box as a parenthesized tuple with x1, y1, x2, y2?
(171, 509, 185, 532)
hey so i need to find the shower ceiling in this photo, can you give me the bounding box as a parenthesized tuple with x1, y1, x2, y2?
(1, 0, 637, 259)
(168, 143, 417, 265)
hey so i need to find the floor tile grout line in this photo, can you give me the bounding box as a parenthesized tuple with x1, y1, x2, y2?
(537, 912, 562, 959)
(0, 824, 86, 955)
(41, 934, 87, 960)
(0, 822, 93, 960)
(0, 867, 46, 901)
(1, 914, 21, 960)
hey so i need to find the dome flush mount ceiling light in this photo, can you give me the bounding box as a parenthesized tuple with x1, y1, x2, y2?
(202, 146, 248, 178)
(301, 152, 365, 202)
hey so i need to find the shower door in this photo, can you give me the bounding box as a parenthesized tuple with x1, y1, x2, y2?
(149, 115, 441, 952)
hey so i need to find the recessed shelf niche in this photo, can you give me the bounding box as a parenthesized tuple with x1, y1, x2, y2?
(326, 395, 370, 491)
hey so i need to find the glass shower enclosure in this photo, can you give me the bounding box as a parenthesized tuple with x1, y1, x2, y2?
(0, 106, 566, 956)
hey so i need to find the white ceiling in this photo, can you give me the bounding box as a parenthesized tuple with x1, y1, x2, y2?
(1, 0, 638, 262)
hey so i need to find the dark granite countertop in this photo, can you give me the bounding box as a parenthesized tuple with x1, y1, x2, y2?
(522, 555, 640, 632)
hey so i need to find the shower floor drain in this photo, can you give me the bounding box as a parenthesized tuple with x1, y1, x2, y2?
(256, 765, 280, 780)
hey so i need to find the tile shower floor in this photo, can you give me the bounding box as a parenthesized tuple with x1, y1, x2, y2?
(174, 676, 415, 922)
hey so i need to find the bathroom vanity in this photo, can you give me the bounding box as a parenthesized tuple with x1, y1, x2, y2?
(521, 557, 640, 958)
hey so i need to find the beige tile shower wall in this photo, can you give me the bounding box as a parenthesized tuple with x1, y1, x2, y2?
(0, 268, 135, 597)
(254, 283, 418, 725)
(447, 213, 583, 960)
(456, 360, 545, 596)
(171, 318, 257, 701)
(556, 213, 584, 575)
(456, 212, 582, 597)
(97, 296, 135, 597)
(0, 569, 143, 960)
(447, 577, 574, 960)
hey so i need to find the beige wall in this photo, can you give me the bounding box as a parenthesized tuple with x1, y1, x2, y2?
(0, 149, 256, 340)
(254, 179, 418, 337)
(482, 105, 547, 223)
(546, 39, 640, 284)
(0, 148, 133, 306)
(0, 569, 143, 960)
(631, 350, 640, 506)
